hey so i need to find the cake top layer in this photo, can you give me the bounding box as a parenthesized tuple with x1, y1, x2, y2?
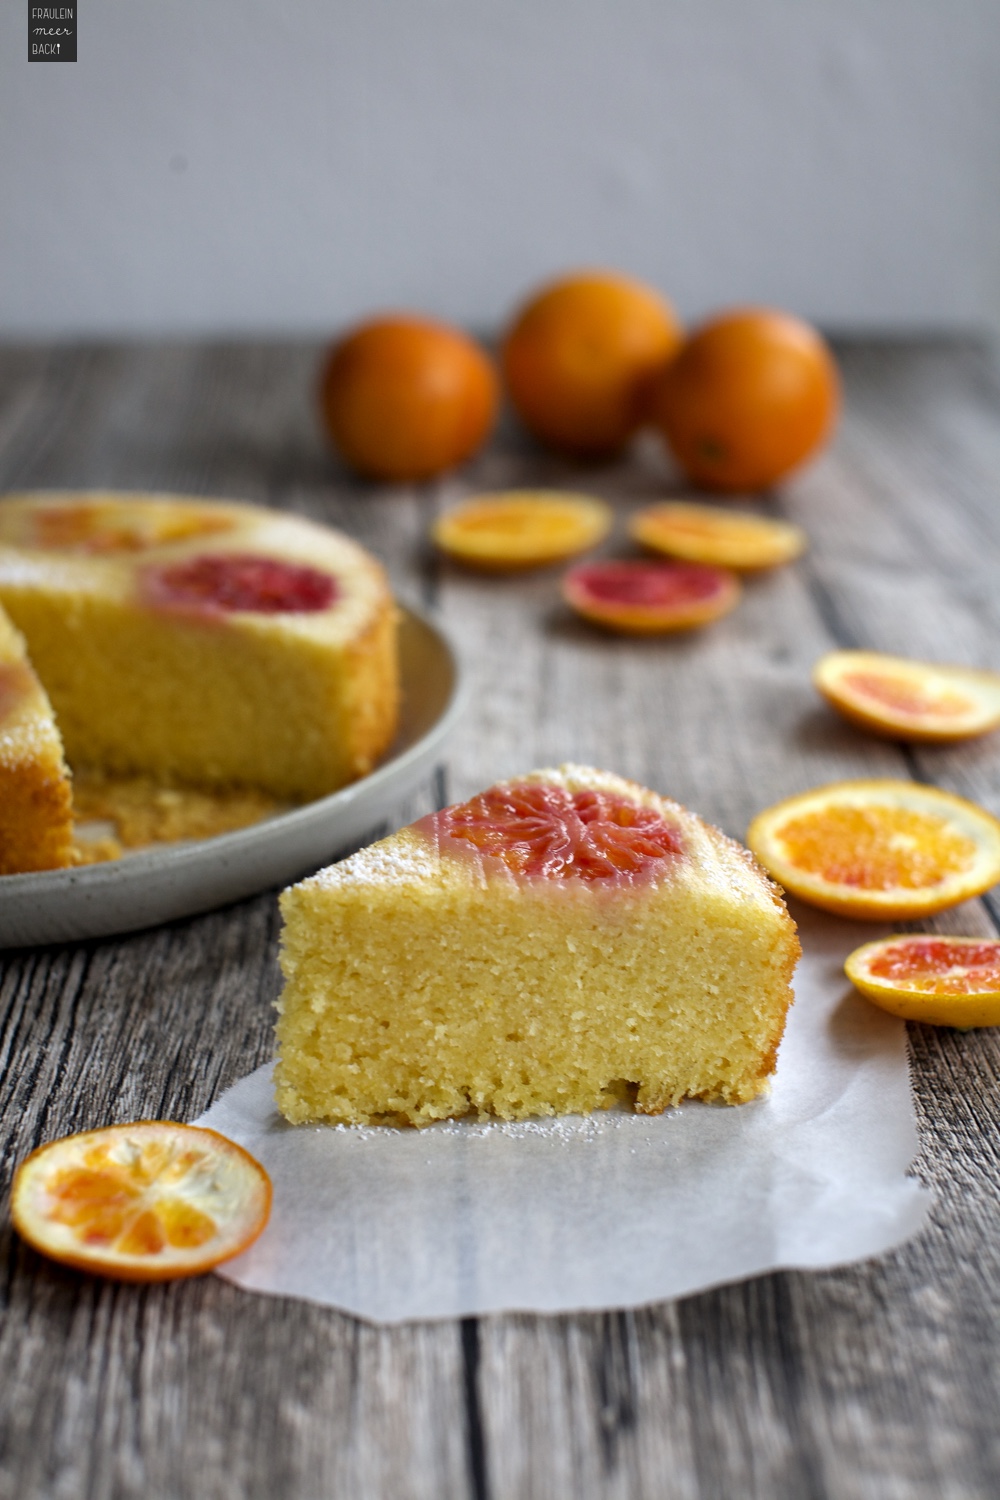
(298, 764, 787, 909)
(0, 492, 392, 646)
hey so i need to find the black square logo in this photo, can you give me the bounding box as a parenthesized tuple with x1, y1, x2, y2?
(29, 2, 77, 61)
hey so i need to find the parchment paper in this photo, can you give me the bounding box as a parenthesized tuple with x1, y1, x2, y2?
(195, 909, 931, 1322)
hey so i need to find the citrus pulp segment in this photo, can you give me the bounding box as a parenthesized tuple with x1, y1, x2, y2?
(432, 491, 611, 570)
(11, 1122, 271, 1281)
(562, 559, 740, 634)
(629, 501, 806, 571)
(813, 651, 1000, 742)
(845, 934, 1000, 1027)
(746, 779, 1000, 920)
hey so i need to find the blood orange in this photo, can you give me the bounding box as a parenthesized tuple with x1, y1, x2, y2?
(142, 554, 337, 614)
(562, 559, 740, 634)
(845, 934, 1000, 1027)
(426, 779, 683, 883)
(813, 651, 1000, 743)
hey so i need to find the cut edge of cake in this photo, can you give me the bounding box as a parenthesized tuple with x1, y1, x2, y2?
(0, 602, 74, 874)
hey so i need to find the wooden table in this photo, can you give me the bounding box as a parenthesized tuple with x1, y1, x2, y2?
(2, 338, 1000, 1499)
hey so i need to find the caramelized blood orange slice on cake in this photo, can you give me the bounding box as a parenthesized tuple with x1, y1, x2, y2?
(142, 554, 338, 614)
(629, 501, 806, 572)
(813, 650, 1000, 743)
(747, 779, 1000, 920)
(11, 1122, 271, 1281)
(20, 497, 236, 553)
(429, 779, 683, 883)
(562, 559, 740, 634)
(433, 490, 611, 570)
(845, 934, 1000, 1028)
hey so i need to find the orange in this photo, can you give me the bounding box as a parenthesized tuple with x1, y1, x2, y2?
(649, 308, 840, 492)
(319, 315, 498, 482)
(562, 559, 740, 634)
(747, 779, 1000, 921)
(629, 500, 806, 571)
(813, 651, 1000, 743)
(433, 490, 611, 571)
(501, 271, 682, 458)
(845, 934, 1000, 1028)
(11, 1122, 271, 1281)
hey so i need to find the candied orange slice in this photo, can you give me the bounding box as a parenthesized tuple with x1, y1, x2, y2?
(629, 501, 806, 571)
(562, 559, 740, 634)
(747, 779, 1000, 920)
(11, 1122, 271, 1281)
(432, 490, 611, 570)
(27, 498, 235, 554)
(845, 934, 1000, 1028)
(813, 650, 1000, 743)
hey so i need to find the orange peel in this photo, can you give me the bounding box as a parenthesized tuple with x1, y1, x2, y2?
(433, 490, 612, 571)
(747, 778, 1000, 920)
(562, 559, 740, 634)
(813, 650, 1000, 743)
(845, 933, 1000, 1028)
(11, 1121, 271, 1281)
(629, 501, 806, 571)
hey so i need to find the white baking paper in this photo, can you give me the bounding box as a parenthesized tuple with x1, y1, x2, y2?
(195, 909, 932, 1323)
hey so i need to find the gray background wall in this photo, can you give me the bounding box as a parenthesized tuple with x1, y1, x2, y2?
(3, 0, 998, 337)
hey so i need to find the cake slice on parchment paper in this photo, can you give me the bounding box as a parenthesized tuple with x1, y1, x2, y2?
(275, 765, 800, 1126)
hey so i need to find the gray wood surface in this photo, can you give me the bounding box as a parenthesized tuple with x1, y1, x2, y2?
(2, 338, 1000, 1499)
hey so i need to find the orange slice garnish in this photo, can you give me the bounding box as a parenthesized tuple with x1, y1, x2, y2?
(747, 779, 1000, 920)
(845, 934, 1000, 1028)
(433, 490, 611, 570)
(11, 1122, 271, 1281)
(562, 559, 740, 634)
(813, 650, 1000, 743)
(629, 501, 806, 571)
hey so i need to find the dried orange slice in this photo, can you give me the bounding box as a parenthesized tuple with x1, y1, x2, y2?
(11, 1122, 271, 1281)
(813, 651, 1000, 743)
(845, 934, 1000, 1028)
(562, 559, 740, 634)
(433, 490, 611, 570)
(747, 779, 1000, 920)
(629, 501, 806, 571)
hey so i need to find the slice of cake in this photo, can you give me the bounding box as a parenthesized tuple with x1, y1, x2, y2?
(275, 765, 800, 1126)
(0, 603, 74, 873)
(0, 492, 399, 805)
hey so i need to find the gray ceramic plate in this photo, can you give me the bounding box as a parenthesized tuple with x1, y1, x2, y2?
(0, 603, 463, 948)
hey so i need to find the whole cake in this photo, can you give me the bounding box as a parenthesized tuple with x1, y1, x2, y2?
(275, 765, 800, 1126)
(0, 602, 74, 874)
(0, 492, 399, 870)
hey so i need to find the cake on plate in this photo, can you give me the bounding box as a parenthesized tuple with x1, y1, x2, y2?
(275, 765, 800, 1126)
(0, 493, 399, 871)
(0, 602, 74, 874)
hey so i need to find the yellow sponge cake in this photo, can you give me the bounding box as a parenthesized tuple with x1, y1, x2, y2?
(275, 765, 800, 1125)
(0, 493, 399, 827)
(0, 603, 74, 874)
